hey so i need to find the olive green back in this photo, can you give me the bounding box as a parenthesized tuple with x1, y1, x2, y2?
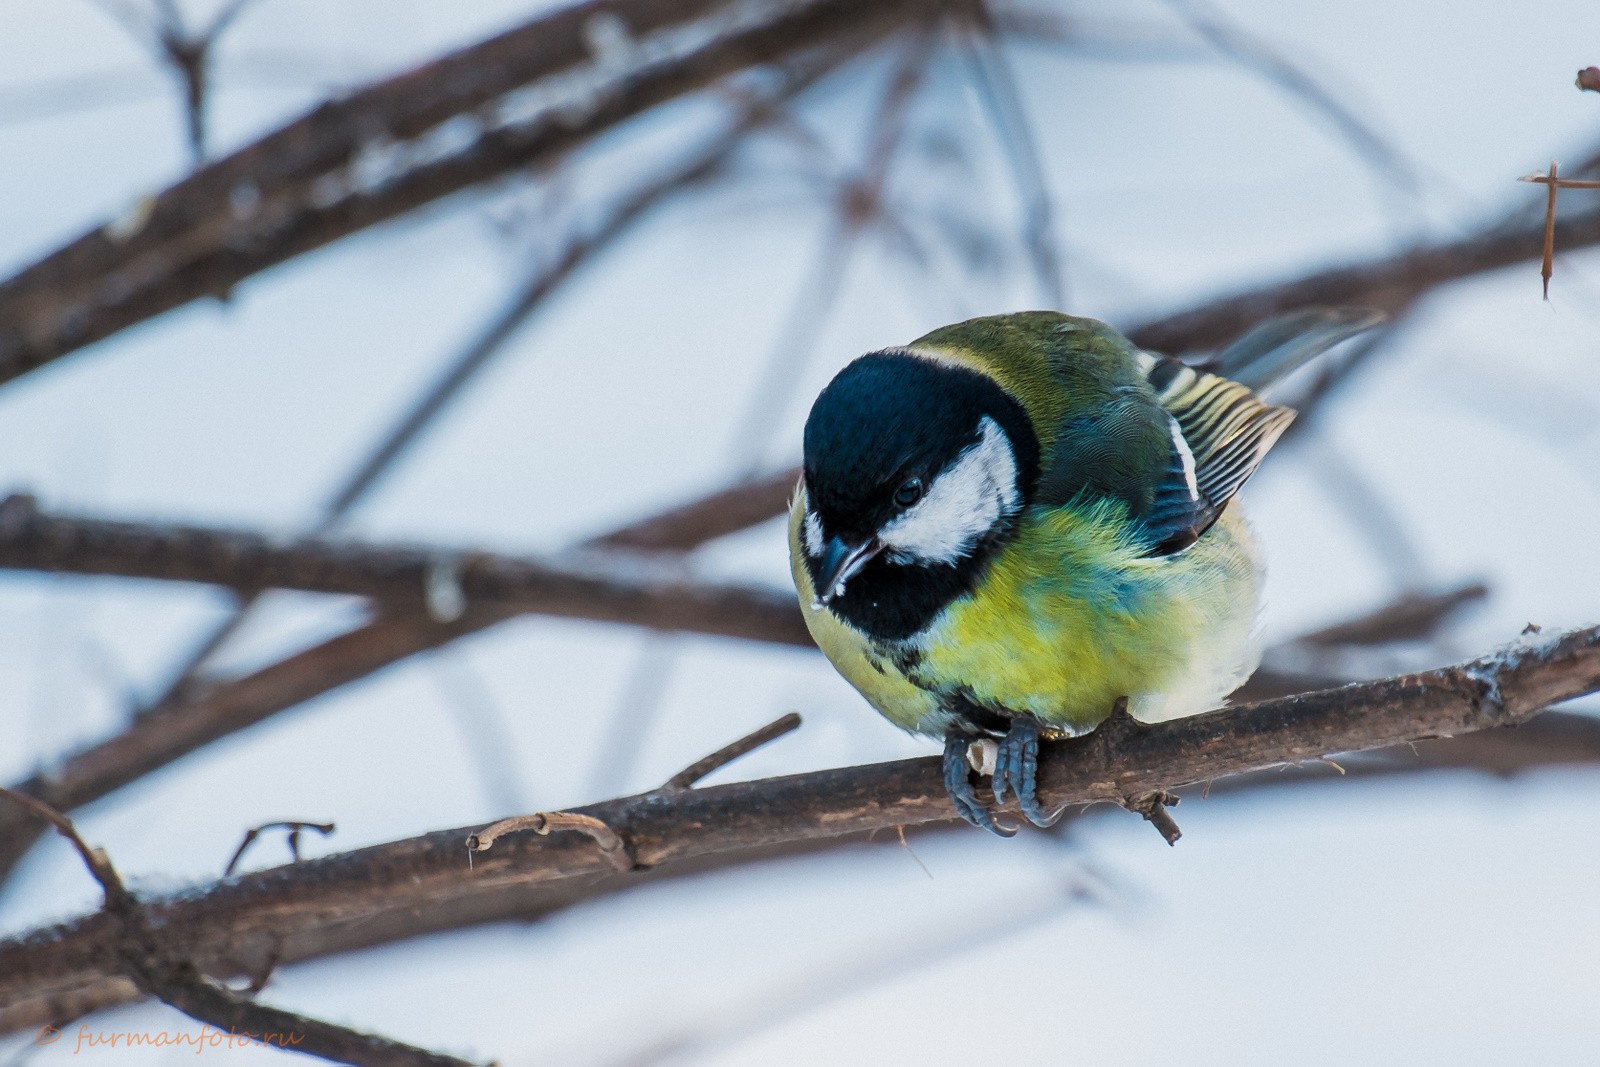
(912, 312, 1173, 516)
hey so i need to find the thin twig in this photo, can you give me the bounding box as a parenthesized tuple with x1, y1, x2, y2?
(469, 713, 802, 865)
(97, 0, 263, 163)
(1519, 164, 1600, 298)
(1542, 160, 1558, 298)
(960, 5, 1067, 307)
(664, 713, 803, 790)
(1165, 0, 1426, 224)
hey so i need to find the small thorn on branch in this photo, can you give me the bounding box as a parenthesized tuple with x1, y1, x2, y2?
(1541, 160, 1558, 300)
(1519, 160, 1600, 298)
(467, 811, 633, 872)
(1126, 790, 1183, 846)
(224, 820, 336, 877)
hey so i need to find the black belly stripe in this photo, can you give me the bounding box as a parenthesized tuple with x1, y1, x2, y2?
(940, 687, 1014, 736)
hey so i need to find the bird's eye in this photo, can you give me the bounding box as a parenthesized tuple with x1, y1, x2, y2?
(893, 478, 924, 508)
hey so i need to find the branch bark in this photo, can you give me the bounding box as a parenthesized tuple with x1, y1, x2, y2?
(3, 623, 1598, 1036)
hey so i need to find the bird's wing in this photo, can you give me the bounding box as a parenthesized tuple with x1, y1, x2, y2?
(1132, 352, 1295, 555)
(1128, 308, 1380, 555)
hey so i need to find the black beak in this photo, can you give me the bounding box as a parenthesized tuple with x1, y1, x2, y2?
(813, 535, 884, 607)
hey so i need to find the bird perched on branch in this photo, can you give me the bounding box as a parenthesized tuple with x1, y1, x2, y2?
(790, 309, 1378, 834)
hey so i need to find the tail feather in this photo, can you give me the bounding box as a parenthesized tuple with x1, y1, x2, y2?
(1202, 307, 1384, 392)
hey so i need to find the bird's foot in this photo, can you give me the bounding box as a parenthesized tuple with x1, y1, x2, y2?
(992, 716, 1054, 828)
(943, 733, 1014, 837)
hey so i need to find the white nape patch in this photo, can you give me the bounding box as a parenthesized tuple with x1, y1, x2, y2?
(880, 416, 1019, 566)
(1169, 415, 1200, 502)
(802, 506, 824, 557)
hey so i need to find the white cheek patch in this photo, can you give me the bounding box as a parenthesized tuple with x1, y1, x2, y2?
(881, 416, 1019, 566)
(802, 506, 824, 557)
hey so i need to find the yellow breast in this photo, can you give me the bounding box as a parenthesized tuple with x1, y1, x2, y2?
(789, 488, 1263, 737)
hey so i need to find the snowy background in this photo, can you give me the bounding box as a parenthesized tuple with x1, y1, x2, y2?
(1, 0, 1599, 1063)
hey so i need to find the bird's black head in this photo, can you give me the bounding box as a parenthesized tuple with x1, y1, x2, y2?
(800, 350, 1041, 641)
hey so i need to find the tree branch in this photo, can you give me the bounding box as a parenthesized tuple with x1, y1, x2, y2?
(0, 495, 811, 644)
(0, 608, 515, 882)
(0, 487, 1496, 892)
(586, 196, 1600, 551)
(0, 789, 476, 1066)
(1125, 201, 1600, 355)
(3, 623, 1598, 1036)
(133, 50, 847, 735)
(0, 0, 938, 386)
(583, 466, 801, 551)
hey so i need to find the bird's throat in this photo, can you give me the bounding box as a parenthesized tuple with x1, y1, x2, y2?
(814, 543, 992, 642)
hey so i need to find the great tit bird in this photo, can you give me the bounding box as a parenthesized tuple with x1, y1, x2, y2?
(790, 309, 1377, 834)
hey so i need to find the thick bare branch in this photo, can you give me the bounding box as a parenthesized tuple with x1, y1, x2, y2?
(3, 624, 1598, 1035)
(0, 0, 939, 386)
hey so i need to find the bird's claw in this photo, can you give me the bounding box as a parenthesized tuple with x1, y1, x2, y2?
(943, 733, 1015, 837)
(993, 716, 1053, 827)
